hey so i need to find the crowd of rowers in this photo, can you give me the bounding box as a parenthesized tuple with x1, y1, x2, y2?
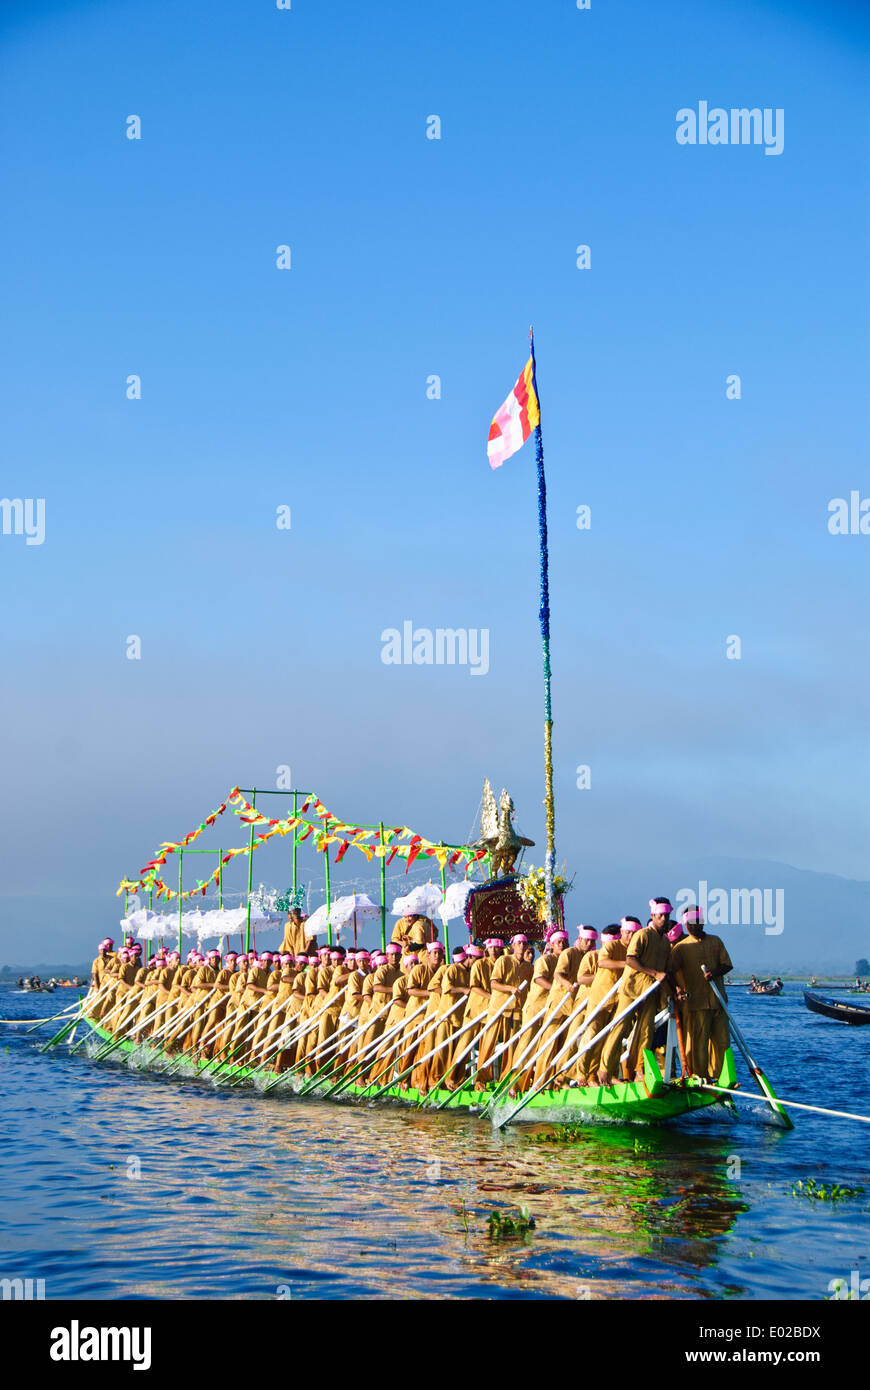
(84, 897, 734, 1094)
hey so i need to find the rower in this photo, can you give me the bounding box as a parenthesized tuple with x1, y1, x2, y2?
(476, 935, 526, 1084)
(409, 942, 447, 1090)
(531, 934, 586, 1088)
(598, 899, 673, 1086)
(573, 925, 626, 1084)
(668, 908, 733, 1082)
(429, 947, 471, 1090)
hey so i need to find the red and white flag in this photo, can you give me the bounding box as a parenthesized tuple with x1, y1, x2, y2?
(486, 356, 540, 470)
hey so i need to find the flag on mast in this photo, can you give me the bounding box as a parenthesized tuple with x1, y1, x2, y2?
(486, 332, 557, 927)
(486, 356, 540, 470)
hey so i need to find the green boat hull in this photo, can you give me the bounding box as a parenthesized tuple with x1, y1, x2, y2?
(82, 1016, 736, 1126)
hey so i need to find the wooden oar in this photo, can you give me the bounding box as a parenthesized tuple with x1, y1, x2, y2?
(475, 992, 570, 1112)
(205, 993, 293, 1080)
(303, 1000, 430, 1097)
(411, 993, 516, 1108)
(98, 986, 220, 1062)
(247, 993, 355, 1093)
(699, 1082, 870, 1126)
(481, 983, 604, 1115)
(707, 979, 791, 1128)
(29, 991, 98, 1035)
(311, 998, 405, 1098)
(492, 978, 660, 1129)
(427, 982, 529, 1110)
(70, 988, 140, 1053)
(38, 981, 114, 1049)
(137, 987, 220, 1056)
(365, 1001, 459, 1099)
(223, 986, 349, 1085)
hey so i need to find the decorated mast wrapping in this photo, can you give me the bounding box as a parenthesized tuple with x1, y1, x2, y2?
(487, 328, 556, 924)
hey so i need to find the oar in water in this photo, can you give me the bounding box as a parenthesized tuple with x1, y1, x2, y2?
(302, 999, 430, 1098)
(256, 993, 362, 1093)
(211, 994, 294, 1085)
(96, 986, 220, 1062)
(242, 991, 355, 1093)
(426, 982, 529, 1110)
(699, 1083, 870, 1126)
(480, 983, 601, 1116)
(407, 995, 510, 1108)
(707, 978, 791, 1127)
(70, 987, 141, 1053)
(130, 987, 219, 1059)
(38, 981, 115, 1050)
(214, 985, 348, 1083)
(29, 990, 98, 1035)
(365, 1000, 462, 1100)
(310, 998, 405, 1099)
(162, 989, 236, 1072)
(492, 978, 661, 1129)
(474, 998, 554, 1105)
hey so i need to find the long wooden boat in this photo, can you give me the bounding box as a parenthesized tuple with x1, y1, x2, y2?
(804, 990, 870, 1026)
(82, 1014, 736, 1126)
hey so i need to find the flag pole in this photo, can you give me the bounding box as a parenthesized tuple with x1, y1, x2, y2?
(529, 328, 556, 925)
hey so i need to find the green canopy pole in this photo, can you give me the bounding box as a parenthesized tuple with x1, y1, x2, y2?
(245, 788, 256, 953)
(291, 790, 298, 894)
(324, 842, 333, 947)
(218, 848, 223, 908)
(379, 822, 387, 952)
(177, 850, 183, 953)
(440, 858, 449, 958)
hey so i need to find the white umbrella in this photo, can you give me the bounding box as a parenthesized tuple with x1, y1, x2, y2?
(328, 892, 382, 947)
(437, 879, 475, 924)
(391, 882, 444, 918)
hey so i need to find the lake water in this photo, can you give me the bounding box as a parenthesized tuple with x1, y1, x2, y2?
(1, 982, 868, 1300)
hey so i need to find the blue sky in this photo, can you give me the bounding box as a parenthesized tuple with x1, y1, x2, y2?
(1, 0, 868, 960)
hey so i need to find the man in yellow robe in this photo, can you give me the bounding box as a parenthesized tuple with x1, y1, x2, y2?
(428, 948, 471, 1090)
(532, 940, 586, 1088)
(476, 938, 527, 1084)
(598, 901, 672, 1085)
(573, 925, 626, 1083)
(668, 908, 732, 1081)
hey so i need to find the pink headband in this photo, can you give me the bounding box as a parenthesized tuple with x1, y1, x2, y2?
(426, 941, 444, 952)
(405, 953, 419, 965)
(99, 939, 114, 948)
(386, 944, 402, 954)
(683, 907, 704, 923)
(649, 899, 672, 915)
(484, 938, 503, 949)
(620, 917, 639, 932)
(667, 923, 686, 943)
(511, 933, 529, 944)
(465, 945, 483, 957)
(549, 930, 568, 942)
(579, 928, 597, 940)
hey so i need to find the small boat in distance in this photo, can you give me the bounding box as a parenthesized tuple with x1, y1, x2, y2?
(804, 990, 870, 1026)
(748, 977, 783, 996)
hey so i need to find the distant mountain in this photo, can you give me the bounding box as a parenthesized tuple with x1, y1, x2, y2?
(1, 858, 868, 974)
